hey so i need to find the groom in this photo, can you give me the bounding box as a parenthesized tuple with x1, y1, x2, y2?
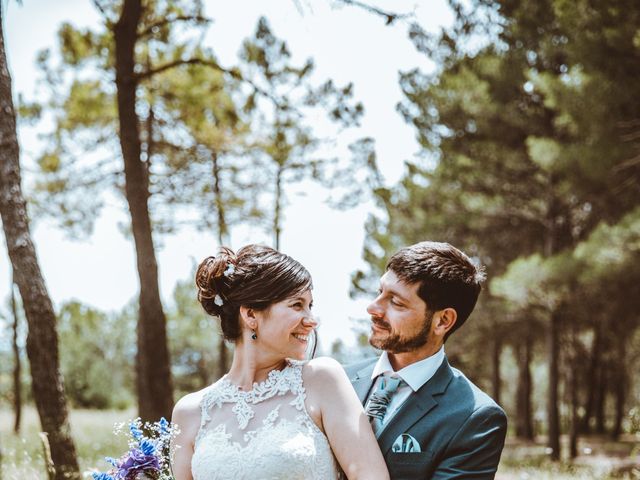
(347, 241, 507, 479)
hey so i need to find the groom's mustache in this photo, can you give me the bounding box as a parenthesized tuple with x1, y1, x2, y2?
(371, 317, 391, 330)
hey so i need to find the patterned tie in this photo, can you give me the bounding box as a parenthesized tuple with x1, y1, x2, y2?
(365, 374, 403, 435)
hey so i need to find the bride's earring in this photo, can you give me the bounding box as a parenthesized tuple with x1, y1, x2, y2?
(251, 329, 257, 340)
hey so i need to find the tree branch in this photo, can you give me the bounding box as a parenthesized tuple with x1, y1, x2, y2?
(138, 15, 211, 38)
(336, 0, 413, 25)
(136, 57, 235, 81)
(136, 58, 284, 108)
(92, 0, 107, 17)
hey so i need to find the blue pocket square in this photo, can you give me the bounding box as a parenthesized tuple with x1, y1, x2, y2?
(392, 433, 421, 453)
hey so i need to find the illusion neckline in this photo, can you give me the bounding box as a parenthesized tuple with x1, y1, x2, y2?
(221, 360, 294, 394)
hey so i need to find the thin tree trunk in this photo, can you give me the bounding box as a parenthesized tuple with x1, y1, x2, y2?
(11, 275, 22, 433)
(569, 319, 578, 459)
(595, 361, 606, 434)
(515, 333, 534, 440)
(545, 179, 561, 461)
(114, 0, 173, 422)
(491, 336, 502, 406)
(611, 339, 626, 440)
(0, 8, 80, 478)
(580, 323, 602, 434)
(212, 151, 229, 246)
(547, 309, 561, 460)
(211, 150, 229, 378)
(273, 166, 283, 250)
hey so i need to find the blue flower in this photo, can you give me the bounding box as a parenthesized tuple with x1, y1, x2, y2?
(139, 438, 157, 456)
(94, 418, 178, 480)
(158, 417, 170, 436)
(129, 422, 144, 442)
(92, 473, 114, 480)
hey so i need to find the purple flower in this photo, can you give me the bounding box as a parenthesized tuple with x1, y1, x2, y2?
(117, 448, 160, 479)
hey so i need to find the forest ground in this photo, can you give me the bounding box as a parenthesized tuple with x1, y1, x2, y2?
(1, 407, 639, 479)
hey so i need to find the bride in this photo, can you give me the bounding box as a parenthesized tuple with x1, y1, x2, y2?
(171, 244, 389, 480)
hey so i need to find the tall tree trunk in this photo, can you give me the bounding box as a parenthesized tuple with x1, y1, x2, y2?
(212, 151, 229, 246)
(0, 9, 80, 478)
(580, 322, 602, 434)
(114, 0, 173, 422)
(595, 360, 607, 434)
(569, 319, 579, 459)
(491, 335, 502, 406)
(545, 180, 562, 461)
(273, 166, 283, 249)
(547, 309, 561, 460)
(515, 333, 534, 440)
(10, 275, 22, 433)
(611, 339, 626, 440)
(211, 150, 229, 378)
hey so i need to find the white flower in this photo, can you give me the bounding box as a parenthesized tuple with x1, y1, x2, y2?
(223, 264, 235, 277)
(214, 294, 224, 306)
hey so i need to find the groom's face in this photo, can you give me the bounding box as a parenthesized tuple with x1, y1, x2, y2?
(367, 270, 433, 353)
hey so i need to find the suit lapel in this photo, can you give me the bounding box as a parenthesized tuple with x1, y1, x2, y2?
(377, 358, 454, 454)
(350, 361, 377, 404)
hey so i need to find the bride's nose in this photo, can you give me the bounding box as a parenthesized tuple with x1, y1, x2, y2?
(301, 316, 317, 328)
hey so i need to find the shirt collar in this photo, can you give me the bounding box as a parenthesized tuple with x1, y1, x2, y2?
(371, 346, 446, 392)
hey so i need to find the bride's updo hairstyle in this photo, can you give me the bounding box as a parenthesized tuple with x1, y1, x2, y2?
(195, 244, 312, 341)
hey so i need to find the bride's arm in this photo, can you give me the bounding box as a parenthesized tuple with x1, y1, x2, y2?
(170, 393, 201, 480)
(303, 357, 390, 480)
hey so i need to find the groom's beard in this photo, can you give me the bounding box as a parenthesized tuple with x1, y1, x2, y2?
(369, 311, 434, 354)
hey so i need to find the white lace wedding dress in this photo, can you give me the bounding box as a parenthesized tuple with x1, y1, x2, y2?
(191, 361, 341, 479)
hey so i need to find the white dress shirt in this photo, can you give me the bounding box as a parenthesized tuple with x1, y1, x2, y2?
(367, 346, 446, 428)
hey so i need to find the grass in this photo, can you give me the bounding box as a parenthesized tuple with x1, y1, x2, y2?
(1, 406, 639, 479)
(497, 435, 640, 480)
(1, 406, 134, 479)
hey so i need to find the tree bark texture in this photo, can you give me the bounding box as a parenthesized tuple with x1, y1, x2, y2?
(212, 150, 229, 377)
(0, 7, 80, 478)
(11, 276, 22, 433)
(114, 0, 173, 421)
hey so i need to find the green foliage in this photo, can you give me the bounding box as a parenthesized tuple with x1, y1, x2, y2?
(355, 0, 640, 444)
(30, 0, 246, 239)
(58, 302, 135, 409)
(236, 17, 368, 245)
(167, 278, 223, 398)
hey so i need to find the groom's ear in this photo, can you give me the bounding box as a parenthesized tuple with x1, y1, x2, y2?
(433, 308, 457, 337)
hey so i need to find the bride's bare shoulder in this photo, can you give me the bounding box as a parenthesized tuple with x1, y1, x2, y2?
(302, 356, 349, 387)
(172, 385, 211, 439)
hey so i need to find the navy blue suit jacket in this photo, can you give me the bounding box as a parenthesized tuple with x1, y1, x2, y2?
(346, 356, 507, 479)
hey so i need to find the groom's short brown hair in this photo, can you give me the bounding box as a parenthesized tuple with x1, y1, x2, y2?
(386, 241, 485, 340)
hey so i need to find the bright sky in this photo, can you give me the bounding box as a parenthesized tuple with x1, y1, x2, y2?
(1, 0, 452, 349)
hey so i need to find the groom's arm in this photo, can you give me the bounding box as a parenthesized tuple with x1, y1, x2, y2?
(430, 405, 507, 480)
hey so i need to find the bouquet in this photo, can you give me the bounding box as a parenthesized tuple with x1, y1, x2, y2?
(90, 417, 178, 480)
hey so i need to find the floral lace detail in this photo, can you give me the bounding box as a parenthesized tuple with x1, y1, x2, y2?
(192, 362, 340, 480)
(202, 362, 303, 430)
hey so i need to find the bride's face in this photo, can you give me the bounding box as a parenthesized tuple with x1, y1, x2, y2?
(256, 289, 316, 360)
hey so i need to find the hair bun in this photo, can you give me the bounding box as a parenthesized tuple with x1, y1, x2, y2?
(195, 247, 236, 316)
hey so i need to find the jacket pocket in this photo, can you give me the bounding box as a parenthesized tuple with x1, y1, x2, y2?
(387, 451, 433, 479)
